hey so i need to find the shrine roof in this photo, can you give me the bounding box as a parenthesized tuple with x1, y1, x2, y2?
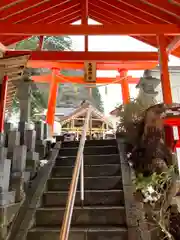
(60, 101, 114, 128)
(0, 0, 179, 57)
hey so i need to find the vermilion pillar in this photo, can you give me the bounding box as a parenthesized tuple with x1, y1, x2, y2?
(121, 78, 130, 104)
(0, 75, 8, 132)
(46, 69, 58, 130)
(157, 34, 172, 104)
(81, 0, 88, 52)
(38, 36, 44, 50)
(118, 69, 130, 104)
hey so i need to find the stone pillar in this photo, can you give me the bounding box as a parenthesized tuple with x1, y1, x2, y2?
(35, 121, 47, 159)
(4, 122, 14, 133)
(24, 130, 36, 152)
(0, 146, 16, 239)
(11, 145, 27, 202)
(12, 145, 27, 172)
(16, 80, 32, 144)
(35, 121, 44, 140)
(18, 122, 29, 145)
(4, 122, 13, 147)
(16, 80, 32, 123)
(8, 130, 20, 154)
(0, 147, 15, 206)
(44, 123, 48, 139)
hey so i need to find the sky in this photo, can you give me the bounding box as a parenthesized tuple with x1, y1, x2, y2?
(70, 19, 180, 115)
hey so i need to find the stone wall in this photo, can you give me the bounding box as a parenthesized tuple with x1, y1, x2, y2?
(117, 138, 152, 240)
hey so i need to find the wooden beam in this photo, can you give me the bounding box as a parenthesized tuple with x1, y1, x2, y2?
(0, 24, 179, 36)
(81, 0, 88, 51)
(6, 50, 158, 61)
(142, 0, 180, 17)
(28, 60, 158, 70)
(167, 36, 180, 54)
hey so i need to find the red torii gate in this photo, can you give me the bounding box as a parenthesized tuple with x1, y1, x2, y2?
(0, 0, 179, 132)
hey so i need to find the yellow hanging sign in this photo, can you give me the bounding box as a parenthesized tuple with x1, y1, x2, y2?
(84, 62, 96, 83)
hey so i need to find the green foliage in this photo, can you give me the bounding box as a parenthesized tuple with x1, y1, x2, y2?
(133, 165, 178, 240)
(16, 37, 39, 50)
(43, 36, 72, 51)
(91, 87, 104, 112)
(133, 166, 175, 194)
(13, 36, 72, 119)
(16, 36, 72, 51)
(117, 79, 157, 131)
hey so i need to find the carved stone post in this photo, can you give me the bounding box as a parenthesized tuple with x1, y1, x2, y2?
(136, 75, 160, 107)
(16, 79, 32, 144)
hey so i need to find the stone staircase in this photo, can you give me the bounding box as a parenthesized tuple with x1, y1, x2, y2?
(27, 139, 128, 240)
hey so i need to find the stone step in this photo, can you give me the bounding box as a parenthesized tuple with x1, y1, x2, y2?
(27, 226, 128, 240)
(43, 190, 124, 207)
(61, 139, 117, 148)
(35, 206, 126, 227)
(59, 146, 118, 156)
(47, 176, 122, 191)
(51, 164, 121, 178)
(55, 154, 120, 166)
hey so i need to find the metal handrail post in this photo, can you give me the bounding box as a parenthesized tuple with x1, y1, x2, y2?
(59, 107, 92, 240)
(80, 154, 84, 207)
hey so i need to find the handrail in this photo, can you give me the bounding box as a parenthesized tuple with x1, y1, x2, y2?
(59, 107, 92, 240)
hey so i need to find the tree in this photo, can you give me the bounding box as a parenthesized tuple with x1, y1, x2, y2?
(91, 87, 104, 112)
(12, 36, 73, 120)
(116, 76, 180, 240)
(117, 76, 158, 145)
(16, 36, 72, 51)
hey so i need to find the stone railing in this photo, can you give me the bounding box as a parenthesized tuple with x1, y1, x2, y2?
(0, 120, 51, 240)
(8, 142, 61, 240)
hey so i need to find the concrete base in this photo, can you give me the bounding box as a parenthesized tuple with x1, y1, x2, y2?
(0, 191, 15, 206)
